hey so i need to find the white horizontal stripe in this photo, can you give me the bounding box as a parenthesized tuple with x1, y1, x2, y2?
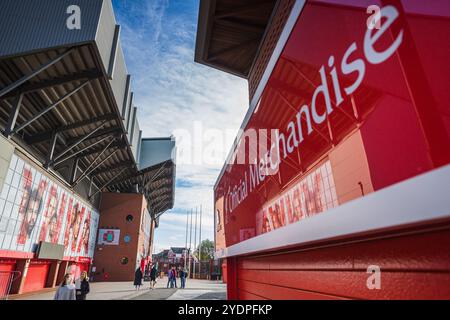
(215, 165, 450, 258)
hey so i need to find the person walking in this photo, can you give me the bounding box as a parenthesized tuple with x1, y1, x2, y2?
(150, 264, 157, 290)
(172, 266, 178, 288)
(75, 271, 90, 300)
(54, 274, 76, 300)
(180, 267, 186, 289)
(166, 266, 173, 288)
(134, 267, 143, 290)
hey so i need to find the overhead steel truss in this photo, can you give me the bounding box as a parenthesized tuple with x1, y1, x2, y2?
(0, 46, 132, 199)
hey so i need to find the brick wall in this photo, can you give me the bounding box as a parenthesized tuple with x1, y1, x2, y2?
(92, 192, 147, 282)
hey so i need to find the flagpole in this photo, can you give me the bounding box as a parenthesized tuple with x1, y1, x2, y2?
(198, 204, 203, 279)
(188, 208, 193, 278)
(193, 206, 198, 279)
(184, 209, 188, 271)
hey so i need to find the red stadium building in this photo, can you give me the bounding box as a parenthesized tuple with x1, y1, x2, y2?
(196, 0, 450, 299)
(0, 1, 175, 296)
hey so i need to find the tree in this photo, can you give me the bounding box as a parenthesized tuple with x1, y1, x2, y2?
(194, 239, 214, 261)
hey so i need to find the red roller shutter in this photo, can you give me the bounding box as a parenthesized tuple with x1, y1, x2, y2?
(22, 261, 51, 293)
(0, 261, 17, 297)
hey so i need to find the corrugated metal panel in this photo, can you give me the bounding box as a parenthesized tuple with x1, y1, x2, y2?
(0, 0, 102, 58)
(139, 138, 176, 170)
(95, 0, 116, 73)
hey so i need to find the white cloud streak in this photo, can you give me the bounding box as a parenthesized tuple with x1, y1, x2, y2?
(115, 0, 248, 254)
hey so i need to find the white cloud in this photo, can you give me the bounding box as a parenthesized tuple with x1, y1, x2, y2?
(115, 1, 248, 255)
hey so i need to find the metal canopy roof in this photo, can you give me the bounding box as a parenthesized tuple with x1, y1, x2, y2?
(0, 0, 176, 216)
(108, 159, 176, 217)
(195, 0, 278, 78)
(0, 46, 134, 192)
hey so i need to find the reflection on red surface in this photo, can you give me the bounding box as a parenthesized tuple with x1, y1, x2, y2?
(215, 0, 450, 249)
(256, 161, 338, 235)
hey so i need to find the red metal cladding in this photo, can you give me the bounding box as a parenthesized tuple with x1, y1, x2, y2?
(22, 262, 51, 293)
(215, 0, 450, 300)
(215, 0, 450, 249)
(236, 229, 450, 299)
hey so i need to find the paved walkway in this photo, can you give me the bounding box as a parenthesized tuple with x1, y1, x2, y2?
(13, 277, 226, 300)
(134, 279, 226, 300)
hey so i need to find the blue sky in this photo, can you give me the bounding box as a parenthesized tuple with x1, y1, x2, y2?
(112, 0, 248, 253)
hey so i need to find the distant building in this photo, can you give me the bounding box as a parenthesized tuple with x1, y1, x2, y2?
(0, 0, 175, 295)
(152, 247, 189, 274)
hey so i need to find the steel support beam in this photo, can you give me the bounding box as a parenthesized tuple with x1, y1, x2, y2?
(88, 178, 94, 197)
(2, 69, 101, 100)
(151, 200, 171, 216)
(53, 135, 114, 167)
(144, 161, 171, 189)
(44, 131, 59, 169)
(66, 127, 122, 146)
(70, 157, 80, 185)
(3, 93, 23, 138)
(107, 161, 173, 189)
(0, 48, 74, 99)
(27, 113, 117, 145)
(91, 161, 134, 177)
(89, 167, 128, 200)
(13, 80, 90, 134)
(72, 139, 118, 187)
(72, 140, 124, 160)
(48, 120, 108, 167)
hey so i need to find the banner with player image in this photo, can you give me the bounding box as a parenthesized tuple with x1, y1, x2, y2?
(0, 154, 99, 258)
(256, 161, 338, 236)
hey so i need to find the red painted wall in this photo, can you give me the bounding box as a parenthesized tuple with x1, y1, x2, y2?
(235, 228, 450, 300)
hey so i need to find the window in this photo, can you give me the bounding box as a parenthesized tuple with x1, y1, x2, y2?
(121, 257, 129, 265)
(126, 214, 133, 222)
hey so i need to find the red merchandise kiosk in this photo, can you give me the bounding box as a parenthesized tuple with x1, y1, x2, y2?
(200, 0, 450, 300)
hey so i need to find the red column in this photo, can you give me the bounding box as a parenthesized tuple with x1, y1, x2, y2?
(56, 260, 69, 285)
(9, 259, 30, 294)
(45, 261, 61, 288)
(226, 257, 237, 300)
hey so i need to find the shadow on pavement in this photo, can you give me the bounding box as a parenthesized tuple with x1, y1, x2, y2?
(130, 288, 178, 300)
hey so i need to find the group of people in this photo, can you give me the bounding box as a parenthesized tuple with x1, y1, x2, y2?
(134, 264, 159, 290)
(54, 263, 187, 300)
(54, 271, 90, 300)
(134, 264, 187, 290)
(166, 265, 186, 289)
